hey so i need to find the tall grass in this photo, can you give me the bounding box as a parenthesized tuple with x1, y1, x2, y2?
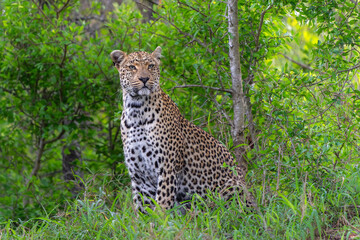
(1, 168, 359, 240)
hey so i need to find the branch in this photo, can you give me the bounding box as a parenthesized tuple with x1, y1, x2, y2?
(57, 0, 71, 17)
(166, 19, 208, 50)
(26, 137, 46, 190)
(137, 1, 212, 54)
(113, 125, 121, 146)
(69, 15, 106, 22)
(281, 50, 360, 75)
(208, 95, 234, 128)
(172, 84, 233, 94)
(44, 129, 66, 145)
(108, 117, 113, 151)
(95, 45, 111, 82)
(255, 5, 273, 50)
(0, 87, 20, 98)
(339, 0, 358, 29)
(31, 0, 56, 28)
(303, 62, 360, 87)
(177, 0, 207, 17)
(337, 63, 360, 73)
(59, 44, 68, 67)
(279, 53, 314, 70)
(133, 0, 157, 11)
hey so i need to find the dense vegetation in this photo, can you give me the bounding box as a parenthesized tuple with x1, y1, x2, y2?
(1, 0, 359, 239)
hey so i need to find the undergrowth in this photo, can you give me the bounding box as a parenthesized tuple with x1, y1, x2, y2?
(1, 168, 359, 240)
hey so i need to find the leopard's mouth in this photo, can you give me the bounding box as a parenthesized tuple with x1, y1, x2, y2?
(136, 87, 151, 96)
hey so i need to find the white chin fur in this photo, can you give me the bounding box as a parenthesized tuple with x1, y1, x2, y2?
(137, 88, 151, 96)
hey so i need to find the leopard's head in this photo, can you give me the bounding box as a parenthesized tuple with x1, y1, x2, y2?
(110, 47, 162, 97)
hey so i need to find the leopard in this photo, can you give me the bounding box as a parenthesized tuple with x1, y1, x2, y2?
(110, 46, 255, 213)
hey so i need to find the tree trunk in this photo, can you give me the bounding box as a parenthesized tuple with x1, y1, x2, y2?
(62, 141, 84, 197)
(227, 0, 247, 172)
(134, 0, 159, 22)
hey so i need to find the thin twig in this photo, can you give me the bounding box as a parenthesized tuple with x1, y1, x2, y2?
(276, 145, 281, 192)
(262, 168, 266, 205)
(302, 63, 360, 87)
(167, 20, 209, 50)
(44, 129, 66, 145)
(177, 0, 207, 17)
(279, 53, 314, 71)
(255, 5, 273, 50)
(337, 63, 360, 73)
(31, 0, 56, 28)
(172, 84, 233, 93)
(338, 0, 358, 29)
(69, 15, 106, 23)
(209, 94, 234, 128)
(57, 0, 71, 19)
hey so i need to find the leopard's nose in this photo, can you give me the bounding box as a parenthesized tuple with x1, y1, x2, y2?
(139, 77, 149, 84)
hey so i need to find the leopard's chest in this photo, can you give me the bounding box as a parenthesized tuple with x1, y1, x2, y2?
(121, 98, 162, 187)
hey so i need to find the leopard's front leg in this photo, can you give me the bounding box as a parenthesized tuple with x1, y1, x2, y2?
(155, 166, 177, 210)
(131, 181, 156, 213)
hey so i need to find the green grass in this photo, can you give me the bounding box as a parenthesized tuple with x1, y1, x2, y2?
(1, 171, 359, 240)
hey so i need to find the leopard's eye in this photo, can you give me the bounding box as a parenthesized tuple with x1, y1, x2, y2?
(129, 65, 136, 70)
(148, 64, 155, 70)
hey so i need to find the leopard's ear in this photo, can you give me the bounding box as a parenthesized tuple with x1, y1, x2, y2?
(151, 46, 162, 63)
(110, 50, 127, 68)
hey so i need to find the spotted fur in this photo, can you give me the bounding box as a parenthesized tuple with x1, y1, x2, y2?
(110, 47, 254, 212)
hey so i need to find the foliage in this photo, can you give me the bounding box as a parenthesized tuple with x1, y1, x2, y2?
(0, 0, 124, 220)
(1, 174, 360, 239)
(0, 0, 360, 238)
